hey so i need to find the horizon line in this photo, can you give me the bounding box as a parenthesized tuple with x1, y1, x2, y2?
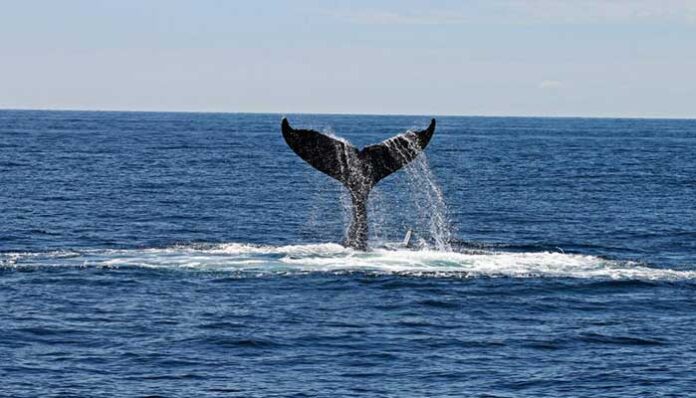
(1, 107, 694, 122)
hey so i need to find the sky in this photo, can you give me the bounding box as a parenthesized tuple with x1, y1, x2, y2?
(1, 0, 695, 118)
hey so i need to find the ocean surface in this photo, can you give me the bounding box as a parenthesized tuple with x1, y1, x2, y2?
(1, 110, 695, 397)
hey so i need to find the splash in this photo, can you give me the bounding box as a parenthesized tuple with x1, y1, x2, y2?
(380, 129, 454, 250)
(317, 127, 454, 249)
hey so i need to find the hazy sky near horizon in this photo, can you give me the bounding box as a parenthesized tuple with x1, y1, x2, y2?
(1, 0, 695, 118)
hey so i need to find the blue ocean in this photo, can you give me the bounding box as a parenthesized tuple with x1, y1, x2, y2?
(1, 110, 695, 397)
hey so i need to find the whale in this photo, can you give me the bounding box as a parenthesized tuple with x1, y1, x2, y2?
(281, 118, 436, 250)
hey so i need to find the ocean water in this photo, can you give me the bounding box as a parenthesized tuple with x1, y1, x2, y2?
(1, 110, 695, 397)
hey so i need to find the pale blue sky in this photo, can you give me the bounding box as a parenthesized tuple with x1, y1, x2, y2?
(1, 0, 695, 117)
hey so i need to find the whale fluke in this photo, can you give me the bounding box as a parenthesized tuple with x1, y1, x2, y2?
(281, 118, 436, 250)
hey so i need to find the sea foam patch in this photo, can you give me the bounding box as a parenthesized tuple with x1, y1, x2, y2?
(3, 242, 696, 281)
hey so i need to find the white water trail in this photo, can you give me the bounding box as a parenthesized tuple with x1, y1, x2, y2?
(3, 243, 696, 281)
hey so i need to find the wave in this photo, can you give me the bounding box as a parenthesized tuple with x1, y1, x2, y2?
(2, 242, 695, 281)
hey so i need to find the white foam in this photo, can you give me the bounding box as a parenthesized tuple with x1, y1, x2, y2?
(3, 243, 695, 281)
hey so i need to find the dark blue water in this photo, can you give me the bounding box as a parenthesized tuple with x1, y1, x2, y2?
(2, 110, 695, 397)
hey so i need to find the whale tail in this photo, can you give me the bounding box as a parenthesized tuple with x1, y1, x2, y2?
(281, 118, 436, 250)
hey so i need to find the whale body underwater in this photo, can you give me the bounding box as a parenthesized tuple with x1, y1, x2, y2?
(281, 118, 436, 250)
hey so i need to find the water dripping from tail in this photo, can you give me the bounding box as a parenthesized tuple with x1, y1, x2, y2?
(281, 118, 439, 250)
(382, 135, 454, 251)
